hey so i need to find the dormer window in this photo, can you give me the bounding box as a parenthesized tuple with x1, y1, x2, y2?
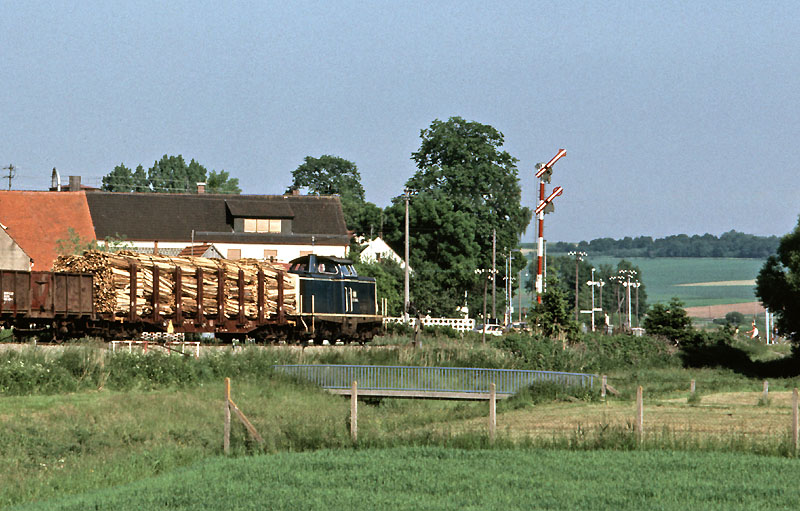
(243, 218, 282, 233)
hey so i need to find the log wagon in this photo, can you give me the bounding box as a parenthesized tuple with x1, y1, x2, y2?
(0, 251, 382, 343)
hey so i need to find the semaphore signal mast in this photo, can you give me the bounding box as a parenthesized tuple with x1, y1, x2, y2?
(533, 149, 566, 304)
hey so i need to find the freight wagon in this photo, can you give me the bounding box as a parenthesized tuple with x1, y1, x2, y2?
(0, 253, 382, 343)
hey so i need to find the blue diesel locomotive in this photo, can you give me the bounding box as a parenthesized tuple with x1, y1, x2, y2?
(288, 254, 382, 343)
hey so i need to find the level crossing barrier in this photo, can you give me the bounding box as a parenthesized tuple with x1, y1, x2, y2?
(273, 364, 594, 399)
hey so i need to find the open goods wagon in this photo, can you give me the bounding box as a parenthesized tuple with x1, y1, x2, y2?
(0, 252, 382, 343)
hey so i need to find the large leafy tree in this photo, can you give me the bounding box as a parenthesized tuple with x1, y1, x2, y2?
(287, 155, 381, 237)
(756, 217, 800, 345)
(101, 155, 240, 194)
(384, 117, 532, 316)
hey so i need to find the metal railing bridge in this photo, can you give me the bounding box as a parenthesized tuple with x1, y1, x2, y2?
(273, 364, 595, 400)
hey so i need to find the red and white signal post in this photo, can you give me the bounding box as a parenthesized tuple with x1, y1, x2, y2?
(534, 149, 566, 304)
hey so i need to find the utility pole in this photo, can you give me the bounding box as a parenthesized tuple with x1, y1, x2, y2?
(534, 149, 566, 304)
(568, 251, 587, 322)
(403, 189, 412, 323)
(492, 229, 496, 321)
(3, 164, 16, 190)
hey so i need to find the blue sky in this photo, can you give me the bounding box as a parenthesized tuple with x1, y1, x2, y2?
(2, 1, 799, 242)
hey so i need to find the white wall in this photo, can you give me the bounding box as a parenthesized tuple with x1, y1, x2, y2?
(0, 228, 31, 270)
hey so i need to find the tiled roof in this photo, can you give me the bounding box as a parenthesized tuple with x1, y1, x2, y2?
(0, 191, 95, 270)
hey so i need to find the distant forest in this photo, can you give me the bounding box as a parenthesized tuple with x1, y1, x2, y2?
(539, 231, 780, 258)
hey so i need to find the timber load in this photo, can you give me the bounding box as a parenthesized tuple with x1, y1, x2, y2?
(52, 251, 296, 321)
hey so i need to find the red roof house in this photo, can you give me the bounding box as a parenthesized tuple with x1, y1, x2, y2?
(0, 191, 96, 269)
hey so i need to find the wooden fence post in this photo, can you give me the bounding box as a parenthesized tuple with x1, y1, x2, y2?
(792, 388, 798, 456)
(601, 375, 607, 400)
(636, 385, 643, 446)
(224, 377, 231, 455)
(350, 380, 358, 444)
(763, 380, 769, 402)
(489, 383, 496, 444)
(690, 379, 696, 395)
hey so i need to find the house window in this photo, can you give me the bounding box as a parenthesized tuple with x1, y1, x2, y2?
(227, 249, 241, 260)
(243, 218, 281, 233)
(300, 250, 313, 257)
(264, 249, 277, 262)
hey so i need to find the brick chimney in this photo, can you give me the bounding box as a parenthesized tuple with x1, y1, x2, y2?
(68, 176, 81, 192)
(196, 182, 206, 194)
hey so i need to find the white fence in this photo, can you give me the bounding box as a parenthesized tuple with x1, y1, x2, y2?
(383, 316, 476, 333)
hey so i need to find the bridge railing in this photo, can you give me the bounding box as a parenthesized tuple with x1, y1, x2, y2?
(272, 364, 594, 395)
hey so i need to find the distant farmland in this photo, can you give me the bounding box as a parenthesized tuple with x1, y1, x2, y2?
(534, 255, 766, 308)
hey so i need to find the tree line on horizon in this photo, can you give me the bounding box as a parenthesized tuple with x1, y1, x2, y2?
(545, 232, 779, 259)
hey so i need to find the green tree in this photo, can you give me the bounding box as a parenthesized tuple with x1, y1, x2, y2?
(756, 217, 800, 346)
(101, 163, 134, 192)
(101, 155, 240, 194)
(643, 297, 692, 344)
(207, 170, 241, 194)
(384, 117, 531, 316)
(287, 155, 380, 237)
(354, 257, 404, 317)
(527, 276, 578, 341)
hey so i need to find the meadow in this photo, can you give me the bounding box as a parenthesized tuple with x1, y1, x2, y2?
(11, 447, 800, 511)
(2, 336, 800, 509)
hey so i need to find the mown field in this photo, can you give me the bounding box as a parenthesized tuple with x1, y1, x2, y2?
(11, 447, 800, 511)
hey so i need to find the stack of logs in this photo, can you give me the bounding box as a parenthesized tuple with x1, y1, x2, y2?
(52, 251, 296, 319)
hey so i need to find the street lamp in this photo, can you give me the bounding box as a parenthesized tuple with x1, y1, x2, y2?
(624, 278, 641, 329)
(619, 270, 638, 329)
(586, 268, 605, 332)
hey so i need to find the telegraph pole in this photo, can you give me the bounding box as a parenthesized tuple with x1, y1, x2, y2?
(534, 149, 566, 304)
(3, 164, 16, 190)
(492, 229, 496, 321)
(403, 189, 411, 323)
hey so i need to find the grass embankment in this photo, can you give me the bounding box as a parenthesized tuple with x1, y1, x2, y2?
(12, 447, 800, 511)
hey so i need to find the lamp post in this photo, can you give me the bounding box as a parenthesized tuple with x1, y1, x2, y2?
(534, 149, 566, 304)
(608, 274, 624, 330)
(586, 268, 604, 332)
(620, 270, 638, 329)
(568, 251, 587, 322)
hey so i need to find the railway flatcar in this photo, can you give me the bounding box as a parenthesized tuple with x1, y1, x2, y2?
(0, 254, 382, 344)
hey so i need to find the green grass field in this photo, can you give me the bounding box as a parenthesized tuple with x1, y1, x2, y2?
(12, 447, 800, 511)
(552, 256, 766, 307)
